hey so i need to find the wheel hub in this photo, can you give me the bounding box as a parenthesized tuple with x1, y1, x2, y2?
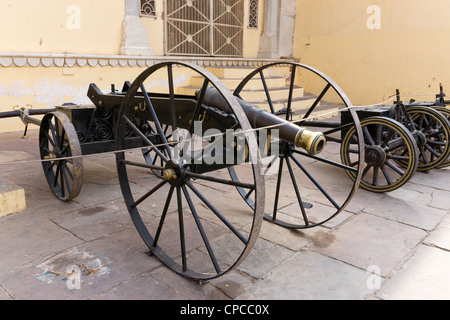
(365, 145, 386, 166)
(413, 130, 427, 148)
(163, 160, 186, 187)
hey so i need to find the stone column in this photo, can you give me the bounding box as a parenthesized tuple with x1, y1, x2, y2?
(278, 0, 296, 58)
(120, 0, 154, 56)
(257, 0, 280, 59)
(258, 0, 296, 59)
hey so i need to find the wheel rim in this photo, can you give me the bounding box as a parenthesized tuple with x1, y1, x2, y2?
(230, 62, 364, 229)
(39, 111, 83, 201)
(115, 62, 264, 280)
(434, 107, 450, 168)
(341, 117, 418, 193)
(402, 106, 450, 171)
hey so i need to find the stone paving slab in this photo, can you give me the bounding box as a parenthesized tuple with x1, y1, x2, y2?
(312, 213, 427, 277)
(237, 251, 378, 300)
(377, 245, 450, 300)
(363, 195, 447, 231)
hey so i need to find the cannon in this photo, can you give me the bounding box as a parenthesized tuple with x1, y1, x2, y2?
(0, 61, 365, 280)
(401, 84, 450, 169)
(233, 63, 450, 196)
(112, 61, 366, 280)
(340, 92, 450, 193)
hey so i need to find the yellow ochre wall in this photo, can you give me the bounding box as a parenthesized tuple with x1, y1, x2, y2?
(0, 0, 264, 133)
(294, 0, 450, 105)
(0, 1, 124, 54)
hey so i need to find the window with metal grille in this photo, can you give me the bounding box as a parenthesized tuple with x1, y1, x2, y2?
(140, 0, 156, 17)
(248, 0, 258, 28)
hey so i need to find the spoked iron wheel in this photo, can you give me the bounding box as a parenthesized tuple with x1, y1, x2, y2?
(341, 117, 418, 193)
(115, 62, 264, 281)
(402, 106, 450, 171)
(434, 107, 450, 168)
(39, 111, 83, 201)
(230, 62, 364, 229)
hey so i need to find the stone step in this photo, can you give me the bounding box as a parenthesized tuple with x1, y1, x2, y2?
(205, 66, 292, 79)
(239, 86, 305, 101)
(190, 75, 287, 91)
(291, 104, 340, 121)
(247, 93, 318, 113)
(0, 177, 26, 217)
(205, 66, 256, 79)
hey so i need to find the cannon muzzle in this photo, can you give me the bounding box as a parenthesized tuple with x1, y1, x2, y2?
(198, 87, 326, 155)
(293, 127, 326, 155)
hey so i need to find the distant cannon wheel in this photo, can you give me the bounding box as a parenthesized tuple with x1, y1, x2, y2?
(434, 107, 450, 168)
(115, 62, 264, 281)
(341, 117, 418, 193)
(230, 62, 364, 229)
(402, 106, 450, 171)
(39, 111, 83, 201)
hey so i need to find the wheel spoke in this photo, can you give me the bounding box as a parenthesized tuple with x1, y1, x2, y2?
(272, 157, 284, 220)
(189, 78, 209, 134)
(285, 65, 296, 120)
(292, 149, 358, 172)
(153, 186, 175, 248)
(131, 180, 168, 208)
(186, 181, 248, 245)
(53, 162, 61, 188)
(375, 124, 382, 144)
(44, 130, 56, 149)
(424, 143, 441, 159)
(167, 65, 177, 129)
(176, 187, 187, 272)
(290, 154, 340, 209)
(418, 146, 430, 163)
(185, 171, 255, 190)
(303, 83, 331, 120)
(372, 166, 379, 186)
(181, 185, 221, 274)
(285, 157, 309, 226)
(60, 162, 65, 197)
(260, 70, 275, 114)
(385, 160, 405, 176)
(380, 165, 394, 185)
(363, 126, 376, 146)
(120, 159, 164, 172)
(62, 162, 74, 180)
(48, 118, 60, 148)
(361, 164, 372, 180)
(122, 115, 168, 163)
(61, 163, 72, 195)
(139, 83, 172, 155)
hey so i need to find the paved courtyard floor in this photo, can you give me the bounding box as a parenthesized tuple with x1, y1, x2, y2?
(0, 129, 449, 301)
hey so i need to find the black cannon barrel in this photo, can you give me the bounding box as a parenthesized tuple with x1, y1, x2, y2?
(198, 86, 326, 155)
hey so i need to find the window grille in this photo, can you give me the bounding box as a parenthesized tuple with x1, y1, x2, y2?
(248, 0, 258, 28)
(140, 0, 156, 17)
